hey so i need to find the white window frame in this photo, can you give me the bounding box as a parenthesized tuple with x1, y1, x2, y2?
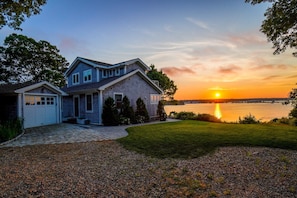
(150, 94, 161, 104)
(113, 92, 123, 109)
(109, 70, 114, 77)
(85, 94, 93, 112)
(72, 73, 79, 85)
(102, 70, 108, 78)
(115, 68, 120, 76)
(83, 69, 92, 83)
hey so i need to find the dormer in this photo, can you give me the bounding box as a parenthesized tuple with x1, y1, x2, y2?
(65, 57, 151, 87)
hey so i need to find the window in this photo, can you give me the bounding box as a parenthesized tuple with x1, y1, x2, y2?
(86, 94, 93, 112)
(72, 73, 79, 85)
(109, 70, 113, 77)
(25, 95, 35, 105)
(102, 70, 108, 78)
(115, 68, 120, 76)
(83, 69, 92, 83)
(114, 93, 123, 109)
(150, 94, 161, 104)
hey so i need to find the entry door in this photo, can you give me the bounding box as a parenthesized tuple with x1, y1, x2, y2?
(74, 96, 79, 117)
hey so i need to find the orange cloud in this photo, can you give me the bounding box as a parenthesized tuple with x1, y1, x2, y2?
(162, 66, 196, 76)
(262, 75, 281, 80)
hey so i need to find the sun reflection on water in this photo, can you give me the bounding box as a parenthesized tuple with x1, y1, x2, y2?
(214, 103, 222, 119)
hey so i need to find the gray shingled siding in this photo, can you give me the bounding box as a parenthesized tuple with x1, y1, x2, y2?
(103, 73, 160, 118)
(126, 63, 146, 74)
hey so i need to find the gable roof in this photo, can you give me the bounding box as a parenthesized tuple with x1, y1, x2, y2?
(62, 69, 163, 95)
(65, 57, 150, 76)
(0, 81, 67, 95)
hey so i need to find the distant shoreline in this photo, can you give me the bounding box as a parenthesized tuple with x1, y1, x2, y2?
(164, 98, 290, 105)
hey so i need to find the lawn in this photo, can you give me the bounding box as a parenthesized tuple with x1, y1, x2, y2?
(117, 120, 297, 159)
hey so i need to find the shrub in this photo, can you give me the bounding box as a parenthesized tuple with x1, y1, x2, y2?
(102, 97, 120, 126)
(289, 107, 297, 118)
(120, 96, 136, 124)
(195, 113, 221, 123)
(175, 111, 196, 120)
(0, 119, 23, 142)
(135, 98, 149, 122)
(239, 113, 259, 124)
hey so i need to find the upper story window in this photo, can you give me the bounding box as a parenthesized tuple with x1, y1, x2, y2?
(115, 68, 120, 76)
(83, 69, 92, 83)
(72, 73, 79, 85)
(102, 70, 108, 78)
(109, 70, 113, 77)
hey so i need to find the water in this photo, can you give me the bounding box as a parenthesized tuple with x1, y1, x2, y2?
(164, 102, 292, 122)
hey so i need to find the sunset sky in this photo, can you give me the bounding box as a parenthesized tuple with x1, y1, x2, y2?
(1, 0, 296, 100)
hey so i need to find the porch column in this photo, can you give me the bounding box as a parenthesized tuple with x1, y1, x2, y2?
(98, 90, 103, 125)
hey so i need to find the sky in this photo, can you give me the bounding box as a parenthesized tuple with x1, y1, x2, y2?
(1, 0, 296, 100)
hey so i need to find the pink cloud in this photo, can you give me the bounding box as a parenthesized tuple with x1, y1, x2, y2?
(251, 64, 288, 71)
(162, 66, 196, 76)
(228, 33, 266, 46)
(218, 65, 241, 74)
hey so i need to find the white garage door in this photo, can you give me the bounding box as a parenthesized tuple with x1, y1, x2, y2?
(24, 95, 58, 128)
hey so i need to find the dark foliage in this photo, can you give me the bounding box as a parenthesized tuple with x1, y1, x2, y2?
(102, 97, 119, 126)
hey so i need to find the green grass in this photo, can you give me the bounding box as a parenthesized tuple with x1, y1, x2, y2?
(117, 120, 297, 159)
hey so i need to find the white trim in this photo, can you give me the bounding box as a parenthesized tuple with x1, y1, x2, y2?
(98, 90, 103, 125)
(83, 69, 92, 83)
(96, 68, 100, 82)
(73, 95, 80, 117)
(85, 93, 93, 113)
(72, 72, 80, 85)
(14, 81, 67, 96)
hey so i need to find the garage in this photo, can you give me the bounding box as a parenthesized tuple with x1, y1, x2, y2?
(23, 95, 59, 128)
(0, 81, 67, 129)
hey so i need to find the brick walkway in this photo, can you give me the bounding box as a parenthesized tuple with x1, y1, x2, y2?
(0, 119, 179, 147)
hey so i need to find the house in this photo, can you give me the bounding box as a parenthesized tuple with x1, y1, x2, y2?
(62, 57, 163, 125)
(0, 81, 67, 128)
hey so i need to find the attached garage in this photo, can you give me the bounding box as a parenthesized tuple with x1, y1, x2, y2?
(0, 81, 67, 129)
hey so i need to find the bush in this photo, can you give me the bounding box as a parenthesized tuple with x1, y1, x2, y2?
(120, 96, 136, 124)
(239, 113, 259, 124)
(269, 117, 297, 126)
(195, 113, 222, 123)
(289, 107, 297, 118)
(175, 111, 196, 120)
(0, 119, 23, 142)
(102, 97, 120, 126)
(135, 98, 149, 123)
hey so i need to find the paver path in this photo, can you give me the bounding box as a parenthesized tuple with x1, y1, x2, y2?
(0, 119, 178, 147)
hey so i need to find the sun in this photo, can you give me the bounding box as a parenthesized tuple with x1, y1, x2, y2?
(215, 92, 221, 98)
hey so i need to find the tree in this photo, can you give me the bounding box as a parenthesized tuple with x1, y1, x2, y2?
(135, 97, 149, 123)
(0, 0, 47, 30)
(102, 97, 120, 126)
(0, 33, 68, 87)
(147, 64, 178, 100)
(120, 96, 136, 124)
(246, 0, 297, 57)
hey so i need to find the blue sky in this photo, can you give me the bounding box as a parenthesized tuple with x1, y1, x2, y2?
(1, 0, 296, 99)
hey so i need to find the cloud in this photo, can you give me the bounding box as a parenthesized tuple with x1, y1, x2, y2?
(262, 75, 281, 80)
(208, 86, 231, 91)
(227, 33, 266, 46)
(251, 64, 288, 71)
(186, 17, 209, 30)
(218, 65, 241, 74)
(161, 66, 196, 76)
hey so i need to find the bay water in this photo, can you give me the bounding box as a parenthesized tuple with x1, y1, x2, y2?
(164, 102, 292, 122)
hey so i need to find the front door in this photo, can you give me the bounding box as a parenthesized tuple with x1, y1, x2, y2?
(74, 96, 79, 117)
